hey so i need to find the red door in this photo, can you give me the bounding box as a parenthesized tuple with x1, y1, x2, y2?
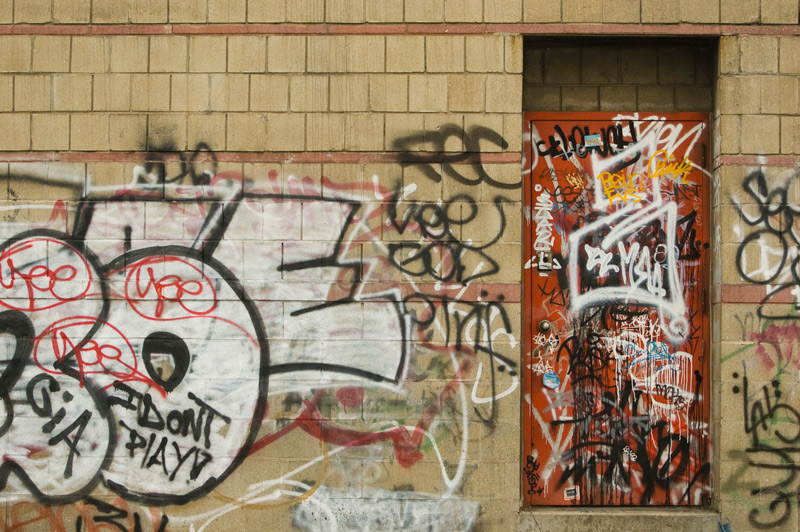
(522, 112, 711, 506)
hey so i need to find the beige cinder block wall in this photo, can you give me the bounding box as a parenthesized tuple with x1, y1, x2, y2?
(0, 1, 797, 531)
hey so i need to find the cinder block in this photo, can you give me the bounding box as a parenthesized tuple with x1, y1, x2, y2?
(70, 113, 109, 150)
(228, 36, 266, 73)
(675, 86, 713, 111)
(741, 114, 780, 154)
(408, 74, 448, 112)
(400, 160, 441, 198)
(307, 113, 346, 150)
(53, 0, 91, 23)
(718, 114, 740, 154)
(264, 113, 305, 150)
(189, 36, 227, 73)
(405, 0, 444, 21)
(445, 0, 483, 21)
(386, 36, 425, 73)
(485, 0, 522, 22)
(129, 0, 168, 23)
(188, 113, 227, 148)
(474, 242, 521, 281)
(426, 36, 465, 73)
(7, 161, 86, 203)
(171, 73, 211, 112)
(227, 113, 267, 150)
(779, 37, 800, 74)
(248, 0, 286, 22)
(147, 113, 187, 150)
(345, 113, 384, 150)
(31, 36, 70, 73)
(543, 47, 580, 84)
(486, 74, 521, 113)
(581, 46, 620, 84)
(466, 36, 504, 73)
(781, 116, 800, 154)
(464, 112, 503, 150)
(150, 36, 188, 73)
(423, 112, 462, 151)
(109, 114, 146, 150)
(620, 46, 658, 84)
(563, 0, 602, 21)
(718, 36, 739, 74)
(599, 85, 637, 111)
(0, 114, 30, 150)
(0, 76, 12, 111)
(129, 73, 171, 111)
(289, 75, 329, 112)
(330, 75, 369, 112)
(71, 37, 108, 73)
(721, 0, 758, 22)
(326, 0, 364, 22)
(602, 0, 640, 23)
(15, 0, 52, 22)
(740, 36, 778, 73)
(717, 75, 761, 115)
(523, 0, 560, 21)
(346, 36, 386, 72)
(31, 114, 70, 150)
(286, 0, 325, 22)
(369, 74, 408, 112)
(108, 36, 149, 73)
(385, 112, 424, 148)
(169, 0, 207, 22)
(504, 113, 523, 152)
(637, 85, 675, 111)
(523, 47, 543, 84)
(208, 0, 246, 22)
(319, 162, 366, 198)
(761, 76, 799, 114)
(14, 75, 51, 112)
(53, 74, 92, 111)
(268, 36, 306, 73)
(761, 0, 799, 23)
(505, 35, 523, 73)
(696, 52, 713, 84)
(658, 46, 697, 84)
(448, 74, 486, 112)
(524, 85, 560, 110)
(250, 74, 290, 111)
(366, 1, 405, 21)
(85, 160, 134, 189)
(642, 0, 680, 22)
(307, 36, 347, 74)
(93, 73, 131, 111)
(563, 86, 600, 111)
(91, 0, 128, 22)
(210, 73, 249, 111)
(680, 0, 719, 22)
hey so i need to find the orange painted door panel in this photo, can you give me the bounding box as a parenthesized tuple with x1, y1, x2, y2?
(522, 112, 711, 506)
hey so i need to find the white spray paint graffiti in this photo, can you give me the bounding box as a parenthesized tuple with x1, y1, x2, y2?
(0, 155, 517, 529)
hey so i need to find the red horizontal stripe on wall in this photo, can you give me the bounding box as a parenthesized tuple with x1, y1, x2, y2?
(0, 151, 523, 164)
(1, 23, 799, 36)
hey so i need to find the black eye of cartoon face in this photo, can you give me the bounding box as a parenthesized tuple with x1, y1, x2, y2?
(142, 332, 191, 393)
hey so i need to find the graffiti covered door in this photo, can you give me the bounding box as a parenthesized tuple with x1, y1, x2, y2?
(522, 112, 711, 506)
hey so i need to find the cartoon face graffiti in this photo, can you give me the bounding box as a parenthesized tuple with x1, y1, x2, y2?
(0, 232, 112, 502)
(0, 230, 269, 505)
(98, 247, 269, 504)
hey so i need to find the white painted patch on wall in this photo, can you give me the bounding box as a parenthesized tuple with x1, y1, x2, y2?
(293, 487, 479, 532)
